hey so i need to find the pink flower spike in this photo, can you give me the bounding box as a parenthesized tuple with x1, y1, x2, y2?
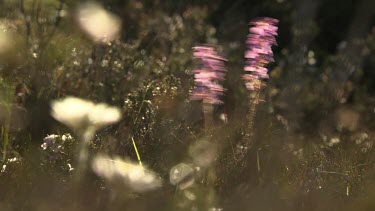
(191, 45, 227, 105)
(243, 17, 278, 91)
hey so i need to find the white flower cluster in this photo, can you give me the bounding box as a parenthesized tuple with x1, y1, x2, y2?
(51, 97, 121, 131)
(92, 155, 162, 192)
(1, 156, 20, 173)
(0, 22, 12, 53)
(41, 133, 73, 151)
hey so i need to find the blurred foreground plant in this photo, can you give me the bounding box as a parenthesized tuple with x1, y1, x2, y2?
(51, 96, 121, 177)
(92, 154, 161, 192)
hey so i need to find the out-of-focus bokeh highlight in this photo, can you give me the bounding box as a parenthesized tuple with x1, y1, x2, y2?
(77, 2, 121, 43)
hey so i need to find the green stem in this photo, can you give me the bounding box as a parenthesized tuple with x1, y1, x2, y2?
(131, 137, 143, 168)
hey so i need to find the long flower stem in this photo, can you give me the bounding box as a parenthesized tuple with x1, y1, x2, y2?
(75, 128, 95, 179)
(234, 88, 261, 164)
(202, 102, 218, 209)
(203, 102, 214, 132)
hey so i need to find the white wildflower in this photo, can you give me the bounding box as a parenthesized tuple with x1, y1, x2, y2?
(51, 96, 121, 131)
(88, 103, 122, 129)
(92, 155, 162, 192)
(51, 97, 94, 130)
(328, 137, 340, 147)
(51, 97, 121, 177)
(77, 2, 121, 43)
(41, 134, 59, 151)
(67, 163, 74, 172)
(0, 23, 11, 53)
(8, 157, 17, 163)
(62, 133, 73, 141)
(1, 164, 6, 173)
(41, 143, 48, 150)
(45, 134, 59, 140)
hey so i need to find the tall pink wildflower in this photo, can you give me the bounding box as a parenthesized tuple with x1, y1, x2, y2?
(243, 17, 278, 90)
(190, 46, 227, 105)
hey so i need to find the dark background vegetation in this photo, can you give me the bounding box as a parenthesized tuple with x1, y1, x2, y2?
(0, 0, 375, 210)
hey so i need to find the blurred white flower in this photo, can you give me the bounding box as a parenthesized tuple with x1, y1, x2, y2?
(51, 97, 121, 177)
(51, 97, 94, 129)
(51, 97, 121, 131)
(67, 163, 74, 172)
(328, 137, 340, 147)
(41, 134, 59, 151)
(45, 134, 59, 139)
(88, 103, 122, 129)
(77, 2, 121, 43)
(0, 23, 11, 53)
(92, 155, 162, 192)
